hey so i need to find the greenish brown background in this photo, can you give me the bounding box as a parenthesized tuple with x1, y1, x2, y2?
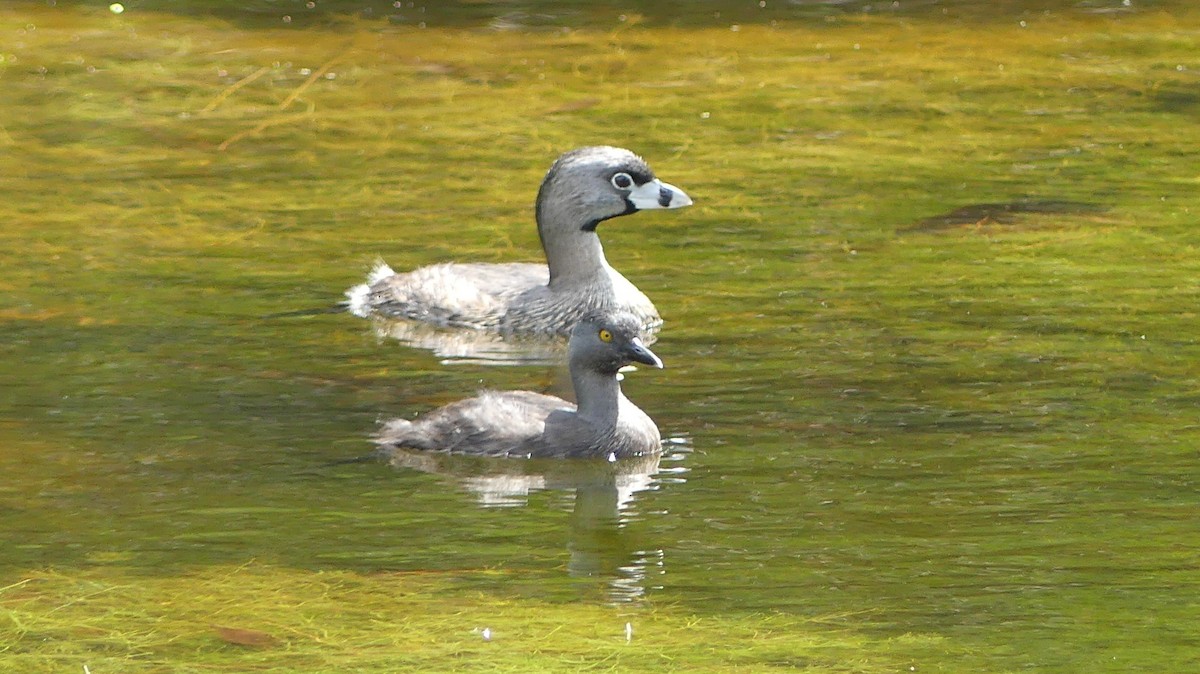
(1, 1, 1198, 672)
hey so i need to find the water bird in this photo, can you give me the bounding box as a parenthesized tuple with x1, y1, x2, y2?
(375, 312, 663, 459)
(345, 146, 692, 337)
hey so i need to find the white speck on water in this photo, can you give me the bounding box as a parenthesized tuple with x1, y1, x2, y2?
(625, 622, 633, 643)
(759, 0, 766, 6)
(109, 3, 124, 13)
(1019, 20, 1027, 27)
(282, 15, 292, 23)
(853, 43, 861, 50)
(730, 24, 740, 32)
(481, 627, 492, 641)
(1123, 0, 1132, 5)
(299, 67, 312, 75)
(1176, 64, 1186, 71)
(700, 111, 711, 119)
(325, 72, 336, 80)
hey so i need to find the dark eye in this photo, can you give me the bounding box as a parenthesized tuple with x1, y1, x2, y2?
(610, 172, 634, 190)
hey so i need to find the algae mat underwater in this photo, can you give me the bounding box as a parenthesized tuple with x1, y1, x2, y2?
(2, 1, 1199, 672)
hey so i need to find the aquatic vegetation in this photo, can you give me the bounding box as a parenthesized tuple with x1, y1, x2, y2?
(0, 563, 952, 673)
(1, 1, 1198, 672)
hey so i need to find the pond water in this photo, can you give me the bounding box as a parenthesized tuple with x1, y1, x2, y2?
(2, 1, 1198, 672)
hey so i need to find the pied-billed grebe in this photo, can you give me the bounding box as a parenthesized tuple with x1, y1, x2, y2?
(375, 312, 663, 459)
(346, 147, 691, 337)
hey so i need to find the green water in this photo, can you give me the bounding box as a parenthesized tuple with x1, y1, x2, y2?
(2, 1, 1198, 672)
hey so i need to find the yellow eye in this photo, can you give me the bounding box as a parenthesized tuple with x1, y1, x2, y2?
(598, 329, 613, 343)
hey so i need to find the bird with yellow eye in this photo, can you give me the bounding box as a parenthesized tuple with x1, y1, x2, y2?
(376, 312, 663, 459)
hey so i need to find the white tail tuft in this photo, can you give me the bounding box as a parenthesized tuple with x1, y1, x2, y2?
(345, 283, 372, 317)
(345, 261, 396, 318)
(367, 261, 396, 285)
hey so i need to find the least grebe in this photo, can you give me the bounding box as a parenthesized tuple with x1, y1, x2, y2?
(375, 312, 663, 459)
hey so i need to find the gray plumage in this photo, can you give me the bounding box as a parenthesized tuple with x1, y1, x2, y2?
(375, 312, 663, 459)
(346, 146, 692, 337)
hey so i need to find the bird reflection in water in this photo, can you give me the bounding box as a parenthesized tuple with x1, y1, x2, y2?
(383, 439, 689, 602)
(367, 317, 566, 366)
